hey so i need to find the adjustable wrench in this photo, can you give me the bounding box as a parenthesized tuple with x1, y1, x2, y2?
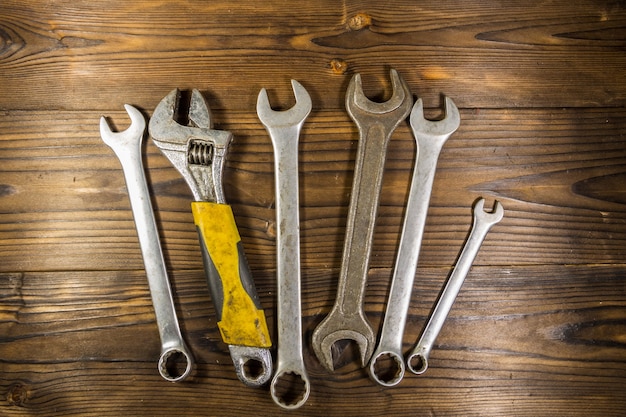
(312, 69, 412, 371)
(100, 105, 193, 382)
(406, 198, 504, 374)
(257, 80, 311, 409)
(368, 97, 460, 386)
(148, 90, 272, 387)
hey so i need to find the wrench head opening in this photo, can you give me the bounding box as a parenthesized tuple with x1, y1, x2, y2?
(158, 347, 194, 382)
(346, 69, 412, 117)
(229, 345, 273, 387)
(474, 198, 505, 225)
(312, 321, 375, 372)
(149, 89, 232, 202)
(368, 350, 406, 387)
(409, 96, 460, 139)
(256, 79, 312, 128)
(270, 369, 311, 410)
(406, 351, 429, 375)
(99, 104, 146, 150)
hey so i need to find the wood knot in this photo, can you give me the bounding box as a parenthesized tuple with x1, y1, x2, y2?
(265, 221, 276, 239)
(7, 383, 29, 407)
(329, 58, 348, 75)
(347, 13, 372, 31)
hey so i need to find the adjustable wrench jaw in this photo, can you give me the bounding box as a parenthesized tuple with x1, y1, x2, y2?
(149, 88, 231, 203)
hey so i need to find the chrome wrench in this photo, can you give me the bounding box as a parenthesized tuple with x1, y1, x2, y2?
(100, 105, 193, 382)
(257, 80, 311, 409)
(149, 90, 272, 387)
(368, 97, 460, 386)
(312, 69, 412, 371)
(407, 198, 504, 375)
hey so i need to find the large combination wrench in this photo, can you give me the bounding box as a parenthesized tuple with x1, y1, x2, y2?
(312, 69, 412, 371)
(100, 105, 194, 382)
(149, 90, 272, 387)
(407, 198, 504, 374)
(257, 80, 312, 409)
(369, 97, 460, 386)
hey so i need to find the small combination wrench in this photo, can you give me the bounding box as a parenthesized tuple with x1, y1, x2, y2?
(407, 198, 504, 375)
(257, 80, 312, 409)
(369, 97, 460, 386)
(312, 69, 413, 371)
(149, 90, 273, 387)
(100, 105, 194, 382)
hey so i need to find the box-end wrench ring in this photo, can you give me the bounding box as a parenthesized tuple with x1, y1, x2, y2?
(257, 80, 311, 409)
(100, 105, 193, 382)
(407, 198, 504, 375)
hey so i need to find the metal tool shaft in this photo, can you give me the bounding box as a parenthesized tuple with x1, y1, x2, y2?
(257, 80, 311, 409)
(368, 97, 459, 386)
(311, 69, 412, 372)
(100, 105, 193, 382)
(406, 198, 504, 375)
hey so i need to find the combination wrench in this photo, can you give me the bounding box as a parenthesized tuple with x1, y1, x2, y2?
(257, 80, 312, 409)
(100, 105, 193, 382)
(368, 97, 460, 386)
(149, 90, 273, 387)
(312, 69, 412, 371)
(407, 198, 504, 374)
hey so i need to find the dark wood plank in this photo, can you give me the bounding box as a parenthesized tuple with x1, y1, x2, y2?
(0, 107, 624, 273)
(0, 265, 624, 416)
(1, 1, 625, 415)
(0, 0, 624, 110)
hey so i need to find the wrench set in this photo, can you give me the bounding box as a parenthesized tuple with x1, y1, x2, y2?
(99, 69, 503, 409)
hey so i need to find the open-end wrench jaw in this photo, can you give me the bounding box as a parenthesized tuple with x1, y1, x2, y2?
(314, 324, 374, 372)
(257, 79, 312, 129)
(474, 198, 504, 224)
(410, 96, 461, 139)
(347, 69, 412, 117)
(149, 88, 231, 203)
(100, 104, 146, 151)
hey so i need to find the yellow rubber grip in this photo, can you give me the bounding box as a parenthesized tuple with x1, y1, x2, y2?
(191, 201, 271, 348)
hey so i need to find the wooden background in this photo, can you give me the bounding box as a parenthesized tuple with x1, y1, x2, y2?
(1, 0, 625, 415)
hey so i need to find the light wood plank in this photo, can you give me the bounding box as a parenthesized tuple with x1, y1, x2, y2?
(0, 1, 624, 110)
(0, 108, 624, 272)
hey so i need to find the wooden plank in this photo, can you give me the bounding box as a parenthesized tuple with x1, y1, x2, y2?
(0, 107, 624, 272)
(0, 265, 624, 416)
(0, 0, 624, 110)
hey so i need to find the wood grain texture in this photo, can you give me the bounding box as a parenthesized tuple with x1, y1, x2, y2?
(0, 266, 624, 416)
(0, 0, 625, 415)
(0, 108, 624, 272)
(0, 0, 625, 110)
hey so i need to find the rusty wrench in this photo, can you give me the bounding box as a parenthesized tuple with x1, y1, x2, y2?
(100, 105, 194, 382)
(312, 69, 412, 371)
(257, 80, 312, 409)
(149, 90, 272, 387)
(368, 97, 460, 386)
(407, 198, 504, 374)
